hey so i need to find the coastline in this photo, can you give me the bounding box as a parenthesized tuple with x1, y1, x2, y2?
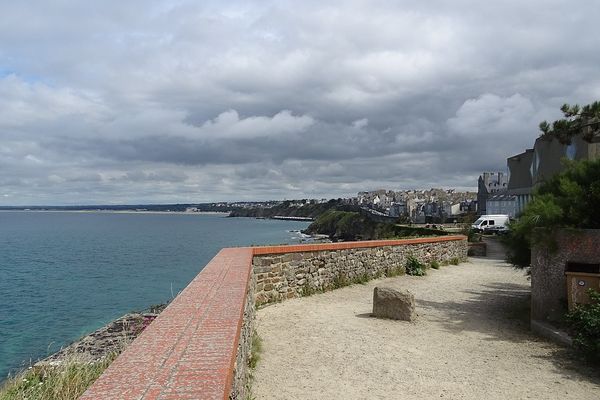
(0, 210, 230, 215)
(35, 303, 167, 370)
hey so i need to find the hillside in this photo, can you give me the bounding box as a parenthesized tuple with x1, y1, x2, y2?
(228, 199, 350, 219)
(303, 210, 448, 241)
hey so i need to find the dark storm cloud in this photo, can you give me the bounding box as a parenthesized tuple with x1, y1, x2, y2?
(1, 1, 600, 204)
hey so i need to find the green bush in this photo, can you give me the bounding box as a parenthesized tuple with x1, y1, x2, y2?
(405, 255, 426, 276)
(503, 158, 600, 268)
(460, 226, 481, 243)
(430, 260, 440, 270)
(566, 289, 600, 363)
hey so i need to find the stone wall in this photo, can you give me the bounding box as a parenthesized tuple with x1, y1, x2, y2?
(531, 229, 600, 323)
(229, 274, 255, 400)
(468, 242, 486, 257)
(253, 238, 467, 306)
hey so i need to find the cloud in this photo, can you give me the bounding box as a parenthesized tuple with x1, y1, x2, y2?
(448, 94, 536, 138)
(198, 109, 314, 139)
(1, 1, 600, 204)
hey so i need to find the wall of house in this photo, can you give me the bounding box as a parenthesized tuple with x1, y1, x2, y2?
(531, 229, 600, 323)
(486, 197, 517, 217)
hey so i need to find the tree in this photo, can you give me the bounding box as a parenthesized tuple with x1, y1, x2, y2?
(539, 101, 600, 144)
(504, 158, 600, 268)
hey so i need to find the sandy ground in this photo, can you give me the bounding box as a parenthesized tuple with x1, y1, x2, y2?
(252, 253, 600, 399)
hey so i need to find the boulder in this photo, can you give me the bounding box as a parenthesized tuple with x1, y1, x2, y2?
(372, 287, 416, 321)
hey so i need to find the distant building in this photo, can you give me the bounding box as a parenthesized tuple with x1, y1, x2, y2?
(486, 193, 517, 217)
(477, 172, 508, 215)
(506, 149, 534, 215)
(449, 203, 462, 216)
(388, 201, 407, 217)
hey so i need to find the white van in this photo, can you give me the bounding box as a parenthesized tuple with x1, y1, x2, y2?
(471, 214, 510, 233)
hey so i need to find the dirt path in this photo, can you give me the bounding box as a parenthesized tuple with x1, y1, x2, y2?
(252, 257, 600, 399)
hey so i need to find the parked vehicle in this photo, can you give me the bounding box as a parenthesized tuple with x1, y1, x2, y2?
(471, 214, 510, 233)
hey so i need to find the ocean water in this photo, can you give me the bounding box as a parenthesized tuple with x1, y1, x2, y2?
(0, 211, 309, 380)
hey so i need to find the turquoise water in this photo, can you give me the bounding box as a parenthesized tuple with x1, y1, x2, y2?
(0, 211, 309, 380)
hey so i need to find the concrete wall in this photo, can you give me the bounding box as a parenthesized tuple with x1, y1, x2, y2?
(507, 149, 534, 191)
(253, 237, 468, 306)
(531, 136, 600, 188)
(531, 229, 600, 323)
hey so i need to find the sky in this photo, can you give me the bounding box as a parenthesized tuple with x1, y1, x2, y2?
(1, 1, 600, 205)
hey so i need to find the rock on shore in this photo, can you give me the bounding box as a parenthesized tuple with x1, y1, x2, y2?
(36, 305, 166, 367)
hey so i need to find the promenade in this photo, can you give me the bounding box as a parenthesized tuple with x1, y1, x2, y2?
(252, 251, 600, 399)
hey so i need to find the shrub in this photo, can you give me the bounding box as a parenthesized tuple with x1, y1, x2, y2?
(430, 260, 440, 270)
(450, 257, 460, 265)
(405, 255, 426, 276)
(566, 289, 600, 363)
(460, 226, 481, 243)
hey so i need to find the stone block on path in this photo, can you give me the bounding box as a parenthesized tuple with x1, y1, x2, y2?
(372, 287, 415, 321)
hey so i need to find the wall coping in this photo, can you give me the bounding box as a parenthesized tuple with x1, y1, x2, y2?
(80, 236, 466, 399)
(251, 235, 466, 255)
(80, 247, 254, 400)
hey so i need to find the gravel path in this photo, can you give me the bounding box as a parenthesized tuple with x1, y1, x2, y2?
(252, 256, 600, 399)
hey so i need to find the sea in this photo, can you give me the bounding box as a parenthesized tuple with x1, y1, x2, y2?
(0, 211, 310, 381)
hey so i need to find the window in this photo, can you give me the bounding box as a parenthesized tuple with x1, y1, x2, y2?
(489, 220, 495, 225)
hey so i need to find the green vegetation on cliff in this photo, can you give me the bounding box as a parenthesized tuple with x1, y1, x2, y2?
(228, 199, 347, 219)
(303, 210, 448, 241)
(0, 354, 117, 400)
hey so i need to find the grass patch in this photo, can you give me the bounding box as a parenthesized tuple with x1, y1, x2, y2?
(248, 332, 263, 370)
(331, 272, 350, 289)
(300, 283, 322, 297)
(245, 331, 264, 400)
(386, 265, 405, 277)
(0, 354, 117, 400)
(405, 255, 426, 276)
(352, 272, 370, 285)
(430, 260, 440, 270)
(450, 257, 460, 265)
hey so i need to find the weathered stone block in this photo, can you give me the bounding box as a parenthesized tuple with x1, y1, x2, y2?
(372, 287, 415, 321)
